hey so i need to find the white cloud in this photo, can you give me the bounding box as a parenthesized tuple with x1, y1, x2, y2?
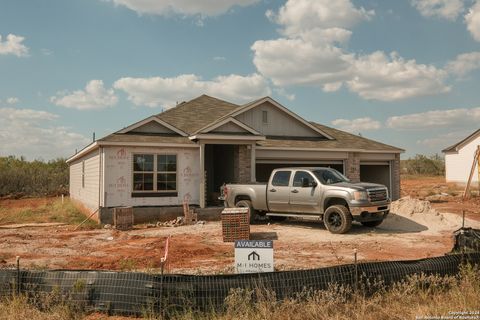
(0, 107, 89, 160)
(106, 0, 259, 17)
(411, 0, 464, 21)
(213, 56, 226, 61)
(252, 37, 353, 87)
(114, 73, 271, 108)
(347, 51, 450, 101)
(252, 40, 448, 100)
(270, 0, 374, 37)
(0, 34, 29, 57)
(446, 51, 480, 77)
(386, 107, 480, 129)
(6, 97, 19, 105)
(51, 80, 118, 110)
(465, 1, 480, 41)
(252, 0, 450, 102)
(331, 117, 381, 133)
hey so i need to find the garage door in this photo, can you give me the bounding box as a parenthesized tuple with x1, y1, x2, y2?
(256, 161, 344, 183)
(360, 162, 391, 195)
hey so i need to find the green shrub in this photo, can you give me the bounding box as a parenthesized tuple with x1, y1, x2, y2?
(0, 156, 68, 197)
(401, 154, 445, 176)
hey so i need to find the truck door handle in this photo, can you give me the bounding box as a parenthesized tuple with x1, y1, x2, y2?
(269, 189, 276, 192)
(291, 189, 299, 193)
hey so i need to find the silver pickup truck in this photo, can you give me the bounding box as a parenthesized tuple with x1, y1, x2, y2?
(220, 167, 390, 234)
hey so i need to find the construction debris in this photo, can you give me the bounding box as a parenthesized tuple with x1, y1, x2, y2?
(155, 216, 206, 227)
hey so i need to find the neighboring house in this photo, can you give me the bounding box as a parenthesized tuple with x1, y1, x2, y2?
(442, 129, 480, 184)
(67, 95, 403, 223)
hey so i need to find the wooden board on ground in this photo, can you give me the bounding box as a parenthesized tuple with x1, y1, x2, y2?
(0, 222, 67, 229)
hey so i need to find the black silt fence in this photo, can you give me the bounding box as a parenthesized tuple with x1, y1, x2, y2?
(0, 252, 479, 316)
(452, 227, 480, 253)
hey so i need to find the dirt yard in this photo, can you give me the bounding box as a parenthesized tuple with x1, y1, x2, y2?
(0, 176, 479, 274)
(401, 175, 480, 221)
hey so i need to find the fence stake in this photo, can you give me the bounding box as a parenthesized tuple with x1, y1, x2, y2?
(354, 249, 358, 292)
(462, 210, 466, 229)
(61, 194, 64, 205)
(16, 256, 20, 296)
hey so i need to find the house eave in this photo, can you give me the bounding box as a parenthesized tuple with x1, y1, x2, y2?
(189, 134, 266, 141)
(255, 146, 404, 153)
(66, 142, 99, 164)
(66, 141, 199, 164)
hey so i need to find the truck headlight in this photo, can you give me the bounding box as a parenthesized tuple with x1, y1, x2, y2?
(353, 191, 368, 201)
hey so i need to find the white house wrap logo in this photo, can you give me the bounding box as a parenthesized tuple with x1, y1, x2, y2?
(234, 240, 274, 273)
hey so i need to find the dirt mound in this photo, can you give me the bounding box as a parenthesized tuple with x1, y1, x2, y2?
(387, 196, 465, 234)
(391, 196, 439, 215)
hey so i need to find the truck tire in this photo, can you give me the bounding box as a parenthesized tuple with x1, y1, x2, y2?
(235, 200, 258, 224)
(324, 205, 352, 234)
(361, 220, 383, 227)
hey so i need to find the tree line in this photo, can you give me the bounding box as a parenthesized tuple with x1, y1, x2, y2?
(401, 154, 445, 176)
(0, 156, 69, 197)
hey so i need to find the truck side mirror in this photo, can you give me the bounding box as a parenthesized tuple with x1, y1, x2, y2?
(311, 180, 318, 188)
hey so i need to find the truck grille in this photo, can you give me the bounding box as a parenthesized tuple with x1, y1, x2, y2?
(367, 188, 388, 202)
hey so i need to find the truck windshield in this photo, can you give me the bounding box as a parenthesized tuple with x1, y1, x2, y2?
(312, 169, 350, 185)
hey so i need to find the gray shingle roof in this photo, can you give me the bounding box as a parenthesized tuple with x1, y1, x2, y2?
(256, 123, 403, 152)
(98, 95, 402, 153)
(156, 95, 239, 134)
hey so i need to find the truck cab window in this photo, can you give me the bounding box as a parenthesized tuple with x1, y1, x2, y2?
(271, 171, 291, 186)
(293, 171, 314, 187)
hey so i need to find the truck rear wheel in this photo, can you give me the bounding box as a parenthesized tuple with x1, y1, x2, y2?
(235, 200, 258, 224)
(324, 205, 352, 234)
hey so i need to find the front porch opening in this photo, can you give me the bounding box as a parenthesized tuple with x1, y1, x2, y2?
(205, 144, 236, 206)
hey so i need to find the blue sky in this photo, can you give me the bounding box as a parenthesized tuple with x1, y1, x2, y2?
(1, 0, 480, 160)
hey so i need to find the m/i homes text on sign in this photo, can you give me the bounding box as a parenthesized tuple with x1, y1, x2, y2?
(235, 240, 274, 273)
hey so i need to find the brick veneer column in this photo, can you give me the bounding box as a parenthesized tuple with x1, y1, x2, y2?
(392, 153, 401, 200)
(237, 145, 252, 183)
(345, 152, 360, 183)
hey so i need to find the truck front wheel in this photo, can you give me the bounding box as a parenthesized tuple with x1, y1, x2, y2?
(324, 205, 352, 234)
(235, 200, 258, 224)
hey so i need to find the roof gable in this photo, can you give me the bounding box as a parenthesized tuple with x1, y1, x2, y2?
(442, 129, 480, 153)
(229, 97, 334, 139)
(117, 116, 187, 136)
(156, 95, 239, 135)
(198, 117, 262, 135)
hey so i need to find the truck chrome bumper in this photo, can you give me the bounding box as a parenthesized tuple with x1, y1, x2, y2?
(350, 204, 390, 215)
(350, 204, 390, 222)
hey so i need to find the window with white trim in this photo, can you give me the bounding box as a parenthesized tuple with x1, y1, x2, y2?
(132, 154, 177, 194)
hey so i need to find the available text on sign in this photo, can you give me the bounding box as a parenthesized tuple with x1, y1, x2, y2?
(234, 240, 274, 273)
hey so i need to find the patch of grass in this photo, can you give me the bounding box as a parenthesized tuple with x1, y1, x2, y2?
(0, 197, 98, 229)
(119, 258, 137, 271)
(0, 294, 83, 320)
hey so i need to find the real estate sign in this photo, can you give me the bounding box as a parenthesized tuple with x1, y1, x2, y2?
(234, 240, 274, 273)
